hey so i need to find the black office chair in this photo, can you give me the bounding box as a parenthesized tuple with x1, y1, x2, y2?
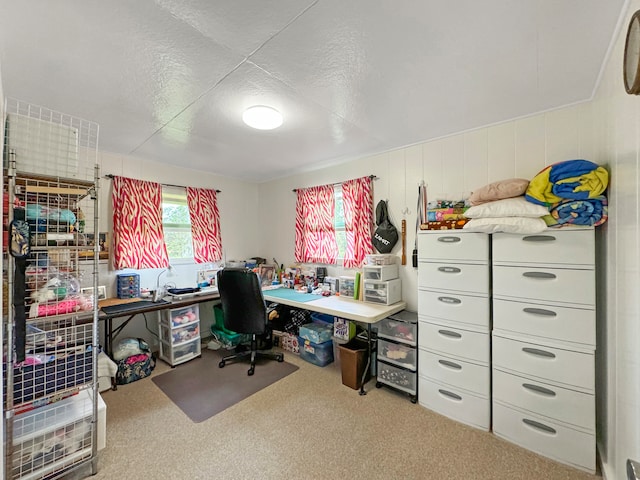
(216, 268, 284, 375)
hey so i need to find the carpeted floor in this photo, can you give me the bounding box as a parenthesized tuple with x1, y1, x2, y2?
(76, 343, 601, 480)
(151, 348, 298, 423)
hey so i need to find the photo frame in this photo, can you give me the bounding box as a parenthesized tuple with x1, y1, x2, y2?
(257, 264, 276, 286)
(81, 285, 107, 300)
(79, 232, 110, 260)
(196, 269, 219, 289)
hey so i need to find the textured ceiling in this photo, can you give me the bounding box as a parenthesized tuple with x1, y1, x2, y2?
(0, 1, 626, 182)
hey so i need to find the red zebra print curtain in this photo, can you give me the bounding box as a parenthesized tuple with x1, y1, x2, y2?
(342, 176, 374, 268)
(294, 184, 338, 264)
(112, 176, 169, 269)
(186, 187, 222, 263)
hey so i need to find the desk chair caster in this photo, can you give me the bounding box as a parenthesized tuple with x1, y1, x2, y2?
(218, 352, 284, 376)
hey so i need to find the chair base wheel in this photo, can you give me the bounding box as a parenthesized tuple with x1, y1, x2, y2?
(218, 361, 225, 368)
(248, 367, 255, 376)
(410, 396, 418, 404)
(277, 355, 284, 362)
(375, 381, 382, 388)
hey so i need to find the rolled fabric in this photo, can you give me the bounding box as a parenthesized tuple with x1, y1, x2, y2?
(544, 196, 608, 227)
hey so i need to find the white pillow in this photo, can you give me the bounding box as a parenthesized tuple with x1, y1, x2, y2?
(464, 196, 548, 218)
(462, 217, 548, 234)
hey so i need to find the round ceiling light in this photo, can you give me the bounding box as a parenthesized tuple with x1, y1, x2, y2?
(242, 105, 283, 130)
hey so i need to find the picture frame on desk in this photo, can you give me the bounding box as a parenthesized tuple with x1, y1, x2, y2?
(257, 264, 276, 286)
(81, 285, 107, 300)
(79, 232, 110, 261)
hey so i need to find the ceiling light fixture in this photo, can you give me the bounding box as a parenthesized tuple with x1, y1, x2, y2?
(242, 105, 283, 130)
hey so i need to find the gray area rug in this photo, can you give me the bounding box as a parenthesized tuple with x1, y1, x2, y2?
(152, 348, 298, 423)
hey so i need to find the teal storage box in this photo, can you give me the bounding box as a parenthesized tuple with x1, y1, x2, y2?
(299, 321, 333, 344)
(298, 336, 334, 367)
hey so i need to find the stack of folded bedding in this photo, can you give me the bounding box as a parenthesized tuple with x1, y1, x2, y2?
(525, 159, 609, 227)
(462, 178, 549, 234)
(462, 196, 549, 234)
(421, 198, 470, 230)
(462, 160, 610, 234)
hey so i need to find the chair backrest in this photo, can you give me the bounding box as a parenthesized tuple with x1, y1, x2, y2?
(216, 268, 268, 335)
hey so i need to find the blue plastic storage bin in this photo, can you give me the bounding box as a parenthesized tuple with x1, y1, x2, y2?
(310, 312, 334, 324)
(299, 321, 333, 344)
(298, 337, 334, 367)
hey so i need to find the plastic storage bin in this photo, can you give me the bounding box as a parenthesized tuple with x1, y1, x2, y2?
(211, 305, 250, 348)
(365, 254, 397, 265)
(299, 322, 333, 344)
(363, 265, 399, 281)
(159, 305, 202, 366)
(310, 312, 334, 324)
(339, 276, 356, 297)
(116, 273, 140, 298)
(378, 311, 418, 346)
(378, 338, 417, 370)
(298, 337, 334, 367)
(377, 361, 417, 395)
(363, 278, 402, 305)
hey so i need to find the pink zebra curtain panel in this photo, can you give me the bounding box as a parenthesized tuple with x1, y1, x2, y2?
(294, 184, 338, 264)
(112, 176, 169, 270)
(186, 187, 222, 263)
(342, 176, 374, 268)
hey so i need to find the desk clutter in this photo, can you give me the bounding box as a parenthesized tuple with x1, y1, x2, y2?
(275, 255, 402, 307)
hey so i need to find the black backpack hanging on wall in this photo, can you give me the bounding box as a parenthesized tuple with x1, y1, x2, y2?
(372, 200, 398, 254)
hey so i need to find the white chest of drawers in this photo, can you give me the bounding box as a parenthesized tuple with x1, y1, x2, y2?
(417, 231, 491, 431)
(491, 229, 596, 473)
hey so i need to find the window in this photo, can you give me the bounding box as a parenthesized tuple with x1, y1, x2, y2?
(162, 187, 194, 261)
(294, 176, 372, 267)
(334, 185, 347, 260)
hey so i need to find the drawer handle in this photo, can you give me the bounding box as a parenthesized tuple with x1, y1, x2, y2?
(437, 236, 461, 243)
(437, 296, 462, 304)
(522, 418, 557, 435)
(522, 235, 557, 243)
(522, 347, 556, 359)
(437, 266, 461, 273)
(438, 389, 462, 401)
(438, 329, 462, 339)
(522, 383, 557, 397)
(522, 271, 557, 280)
(438, 359, 462, 370)
(523, 307, 557, 317)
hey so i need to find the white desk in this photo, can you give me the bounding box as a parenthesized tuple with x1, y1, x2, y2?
(262, 292, 406, 324)
(263, 292, 407, 394)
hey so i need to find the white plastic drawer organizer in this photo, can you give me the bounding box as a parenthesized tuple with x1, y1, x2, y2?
(375, 310, 418, 403)
(363, 278, 401, 305)
(491, 229, 596, 473)
(158, 305, 202, 367)
(417, 231, 491, 431)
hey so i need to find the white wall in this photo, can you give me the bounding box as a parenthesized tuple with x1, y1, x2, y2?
(258, 15, 640, 473)
(95, 151, 262, 349)
(258, 102, 599, 313)
(591, 2, 640, 479)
